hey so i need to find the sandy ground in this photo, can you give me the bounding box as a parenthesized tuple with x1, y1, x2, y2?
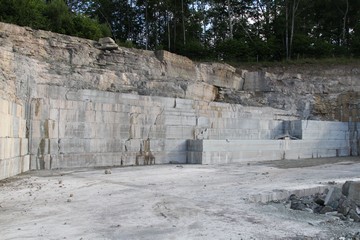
(1, 157, 360, 240)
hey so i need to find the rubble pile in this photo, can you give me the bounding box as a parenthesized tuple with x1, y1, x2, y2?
(288, 181, 360, 222)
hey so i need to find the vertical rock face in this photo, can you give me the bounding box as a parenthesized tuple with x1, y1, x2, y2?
(0, 22, 360, 178)
(27, 86, 298, 170)
(336, 92, 360, 122)
(1, 22, 359, 120)
(0, 99, 29, 180)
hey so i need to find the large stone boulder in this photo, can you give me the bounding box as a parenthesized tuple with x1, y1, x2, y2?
(96, 37, 119, 50)
(342, 181, 360, 206)
(324, 187, 343, 209)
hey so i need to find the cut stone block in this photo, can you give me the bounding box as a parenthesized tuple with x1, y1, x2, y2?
(324, 187, 343, 210)
(342, 181, 360, 206)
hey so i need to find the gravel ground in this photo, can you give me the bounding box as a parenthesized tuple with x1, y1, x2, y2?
(1, 156, 360, 240)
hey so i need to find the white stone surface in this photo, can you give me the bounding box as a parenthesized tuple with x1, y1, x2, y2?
(25, 87, 304, 169)
(0, 99, 29, 180)
(188, 132, 353, 164)
(1, 158, 360, 240)
(0, 19, 359, 176)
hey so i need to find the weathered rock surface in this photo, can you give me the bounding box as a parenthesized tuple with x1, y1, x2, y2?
(96, 37, 119, 50)
(324, 187, 343, 209)
(343, 181, 360, 206)
(1, 22, 359, 120)
(1, 22, 360, 179)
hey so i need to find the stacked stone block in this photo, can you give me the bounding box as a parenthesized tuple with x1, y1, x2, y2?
(0, 99, 29, 180)
(187, 139, 285, 164)
(27, 86, 297, 169)
(285, 120, 350, 159)
(29, 87, 190, 168)
(188, 120, 355, 164)
(2, 84, 359, 172)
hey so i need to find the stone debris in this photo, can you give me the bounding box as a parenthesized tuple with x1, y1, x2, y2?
(339, 232, 360, 240)
(288, 181, 360, 222)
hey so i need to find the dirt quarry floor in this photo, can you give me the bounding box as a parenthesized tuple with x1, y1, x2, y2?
(1, 157, 360, 240)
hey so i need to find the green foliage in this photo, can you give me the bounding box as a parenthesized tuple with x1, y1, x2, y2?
(1, 0, 360, 62)
(73, 15, 111, 40)
(0, 0, 110, 40)
(311, 40, 334, 58)
(0, 0, 48, 29)
(215, 39, 250, 62)
(248, 38, 276, 62)
(350, 23, 360, 57)
(179, 40, 208, 60)
(351, 36, 360, 57)
(292, 34, 313, 58)
(117, 40, 136, 49)
(44, 0, 75, 34)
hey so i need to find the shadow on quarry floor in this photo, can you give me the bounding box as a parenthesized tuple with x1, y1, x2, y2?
(257, 156, 360, 169)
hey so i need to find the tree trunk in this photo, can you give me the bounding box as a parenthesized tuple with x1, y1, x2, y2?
(167, 10, 171, 51)
(145, 2, 149, 50)
(342, 0, 349, 46)
(289, 0, 300, 59)
(285, 0, 289, 60)
(129, 0, 133, 41)
(227, 0, 233, 39)
(181, 0, 186, 45)
(174, 0, 177, 51)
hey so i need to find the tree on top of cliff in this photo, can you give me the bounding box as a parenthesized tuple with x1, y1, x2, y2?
(1, 0, 360, 61)
(0, 0, 110, 40)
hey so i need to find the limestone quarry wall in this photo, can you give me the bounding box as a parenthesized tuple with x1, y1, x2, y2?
(1, 22, 360, 180)
(28, 85, 295, 170)
(188, 120, 356, 164)
(1, 22, 359, 120)
(0, 99, 29, 179)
